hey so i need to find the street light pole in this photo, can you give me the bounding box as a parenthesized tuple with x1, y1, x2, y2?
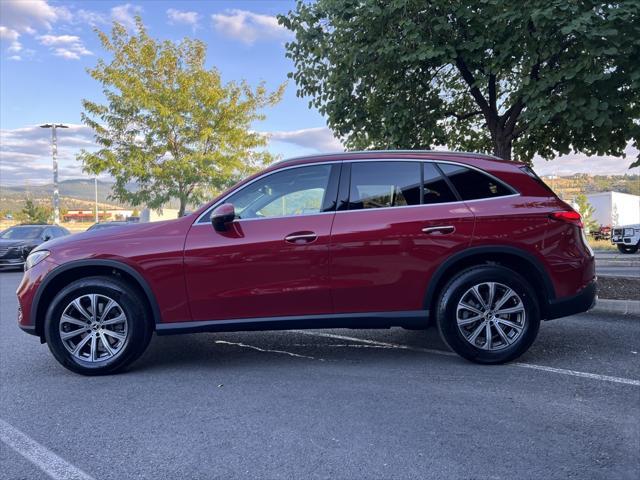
(95, 177, 99, 223)
(40, 123, 69, 225)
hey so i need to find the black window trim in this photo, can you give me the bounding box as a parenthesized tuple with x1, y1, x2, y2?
(194, 161, 343, 225)
(194, 158, 520, 224)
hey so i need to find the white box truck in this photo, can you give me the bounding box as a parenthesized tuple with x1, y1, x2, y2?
(585, 191, 640, 227)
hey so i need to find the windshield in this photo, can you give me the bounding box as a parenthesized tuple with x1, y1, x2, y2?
(0, 226, 44, 240)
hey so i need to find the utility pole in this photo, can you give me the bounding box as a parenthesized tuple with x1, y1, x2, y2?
(40, 123, 69, 224)
(95, 177, 99, 223)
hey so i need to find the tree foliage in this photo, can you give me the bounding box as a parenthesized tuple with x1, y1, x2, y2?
(574, 194, 599, 232)
(79, 18, 285, 216)
(17, 198, 51, 224)
(279, 0, 640, 165)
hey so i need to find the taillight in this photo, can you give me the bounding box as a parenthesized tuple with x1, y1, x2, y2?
(549, 210, 583, 228)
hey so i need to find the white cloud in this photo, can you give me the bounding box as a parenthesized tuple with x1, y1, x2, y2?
(0, 124, 96, 185)
(268, 127, 344, 152)
(211, 9, 291, 45)
(37, 34, 91, 60)
(7, 55, 21, 61)
(0, 25, 22, 54)
(111, 4, 142, 31)
(533, 144, 639, 176)
(167, 8, 200, 28)
(0, 0, 57, 33)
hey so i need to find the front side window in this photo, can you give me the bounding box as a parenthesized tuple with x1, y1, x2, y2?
(204, 164, 333, 222)
(438, 163, 513, 200)
(348, 162, 421, 210)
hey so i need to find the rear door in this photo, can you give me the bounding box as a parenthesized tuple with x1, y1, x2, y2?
(329, 160, 475, 313)
(184, 163, 340, 321)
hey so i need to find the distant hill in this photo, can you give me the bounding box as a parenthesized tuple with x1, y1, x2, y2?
(2, 179, 123, 204)
(540, 174, 640, 201)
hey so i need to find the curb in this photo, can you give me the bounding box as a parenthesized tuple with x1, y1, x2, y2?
(591, 298, 640, 316)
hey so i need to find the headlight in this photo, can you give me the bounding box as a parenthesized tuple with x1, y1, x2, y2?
(624, 228, 634, 236)
(24, 250, 50, 271)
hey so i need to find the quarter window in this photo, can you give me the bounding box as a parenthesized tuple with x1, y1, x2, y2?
(438, 163, 513, 200)
(348, 162, 421, 209)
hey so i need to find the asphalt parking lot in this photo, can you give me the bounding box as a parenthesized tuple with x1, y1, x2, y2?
(1, 270, 639, 480)
(594, 251, 640, 278)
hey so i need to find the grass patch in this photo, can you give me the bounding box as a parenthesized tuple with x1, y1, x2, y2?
(588, 238, 617, 251)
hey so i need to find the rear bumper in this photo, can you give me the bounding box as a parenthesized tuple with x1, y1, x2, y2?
(546, 280, 597, 320)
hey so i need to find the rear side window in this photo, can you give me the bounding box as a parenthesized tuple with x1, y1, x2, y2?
(423, 163, 457, 204)
(349, 162, 421, 209)
(438, 163, 513, 200)
(519, 166, 555, 194)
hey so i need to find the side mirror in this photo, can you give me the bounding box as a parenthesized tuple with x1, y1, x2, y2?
(211, 203, 236, 232)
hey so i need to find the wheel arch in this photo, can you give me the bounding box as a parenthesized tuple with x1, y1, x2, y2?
(423, 246, 555, 320)
(32, 259, 161, 339)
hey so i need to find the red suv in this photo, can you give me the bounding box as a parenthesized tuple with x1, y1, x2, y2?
(17, 151, 596, 375)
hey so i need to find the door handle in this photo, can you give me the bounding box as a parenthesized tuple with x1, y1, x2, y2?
(422, 225, 455, 235)
(284, 232, 318, 244)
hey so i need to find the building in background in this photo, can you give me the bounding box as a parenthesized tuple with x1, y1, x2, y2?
(63, 209, 134, 223)
(140, 208, 180, 223)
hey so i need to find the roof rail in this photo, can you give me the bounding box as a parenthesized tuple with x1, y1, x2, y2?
(273, 149, 501, 164)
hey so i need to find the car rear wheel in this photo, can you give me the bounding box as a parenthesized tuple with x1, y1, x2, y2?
(44, 276, 152, 375)
(617, 244, 638, 254)
(436, 266, 540, 364)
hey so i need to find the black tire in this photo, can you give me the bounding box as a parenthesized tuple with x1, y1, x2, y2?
(436, 265, 540, 364)
(44, 276, 153, 375)
(617, 244, 638, 254)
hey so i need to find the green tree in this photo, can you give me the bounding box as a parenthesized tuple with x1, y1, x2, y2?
(79, 18, 285, 216)
(17, 198, 51, 224)
(574, 194, 599, 233)
(279, 1, 639, 165)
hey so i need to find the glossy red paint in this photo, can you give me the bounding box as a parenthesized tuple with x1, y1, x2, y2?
(184, 213, 334, 320)
(17, 150, 596, 337)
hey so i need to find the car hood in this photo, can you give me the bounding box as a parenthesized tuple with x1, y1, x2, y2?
(0, 238, 34, 248)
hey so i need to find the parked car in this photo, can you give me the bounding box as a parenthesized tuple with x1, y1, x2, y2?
(590, 225, 611, 241)
(611, 224, 640, 253)
(87, 221, 134, 231)
(1, 224, 70, 270)
(17, 151, 596, 375)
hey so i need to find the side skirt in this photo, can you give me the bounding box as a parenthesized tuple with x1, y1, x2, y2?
(155, 310, 429, 335)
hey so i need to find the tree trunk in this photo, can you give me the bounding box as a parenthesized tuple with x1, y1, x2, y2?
(178, 197, 187, 217)
(493, 137, 512, 160)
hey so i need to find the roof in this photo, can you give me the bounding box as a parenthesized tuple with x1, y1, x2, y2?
(273, 149, 504, 167)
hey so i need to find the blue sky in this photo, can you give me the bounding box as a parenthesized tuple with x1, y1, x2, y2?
(0, 0, 637, 186)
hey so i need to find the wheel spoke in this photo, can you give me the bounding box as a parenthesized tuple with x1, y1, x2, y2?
(495, 318, 523, 331)
(487, 282, 496, 309)
(72, 334, 92, 356)
(484, 321, 492, 350)
(102, 329, 126, 342)
(470, 286, 487, 309)
(99, 332, 115, 356)
(61, 328, 86, 341)
(90, 334, 98, 361)
(467, 320, 487, 344)
(101, 313, 125, 326)
(495, 305, 524, 315)
(493, 288, 515, 311)
(457, 314, 483, 326)
(72, 299, 92, 322)
(494, 321, 512, 345)
(89, 294, 98, 322)
(99, 299, 117, 323)
(459, 302, 483, 316)
(61, 314, 88, 328)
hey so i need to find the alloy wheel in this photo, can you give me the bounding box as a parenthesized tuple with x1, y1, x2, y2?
(456, 282, 526, 351)
(59, 294, 128, 362)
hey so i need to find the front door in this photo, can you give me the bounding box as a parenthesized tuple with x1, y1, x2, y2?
(184, 163, 339, 321)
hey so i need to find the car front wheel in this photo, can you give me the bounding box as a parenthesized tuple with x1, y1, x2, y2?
(436, 266, 540, 364)
(44, 276, 152, 375)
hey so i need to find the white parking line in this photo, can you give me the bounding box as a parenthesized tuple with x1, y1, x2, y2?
(214, 340, 323, 361)
(0, 418, 95, 480)
(294, 331, 640, 387)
